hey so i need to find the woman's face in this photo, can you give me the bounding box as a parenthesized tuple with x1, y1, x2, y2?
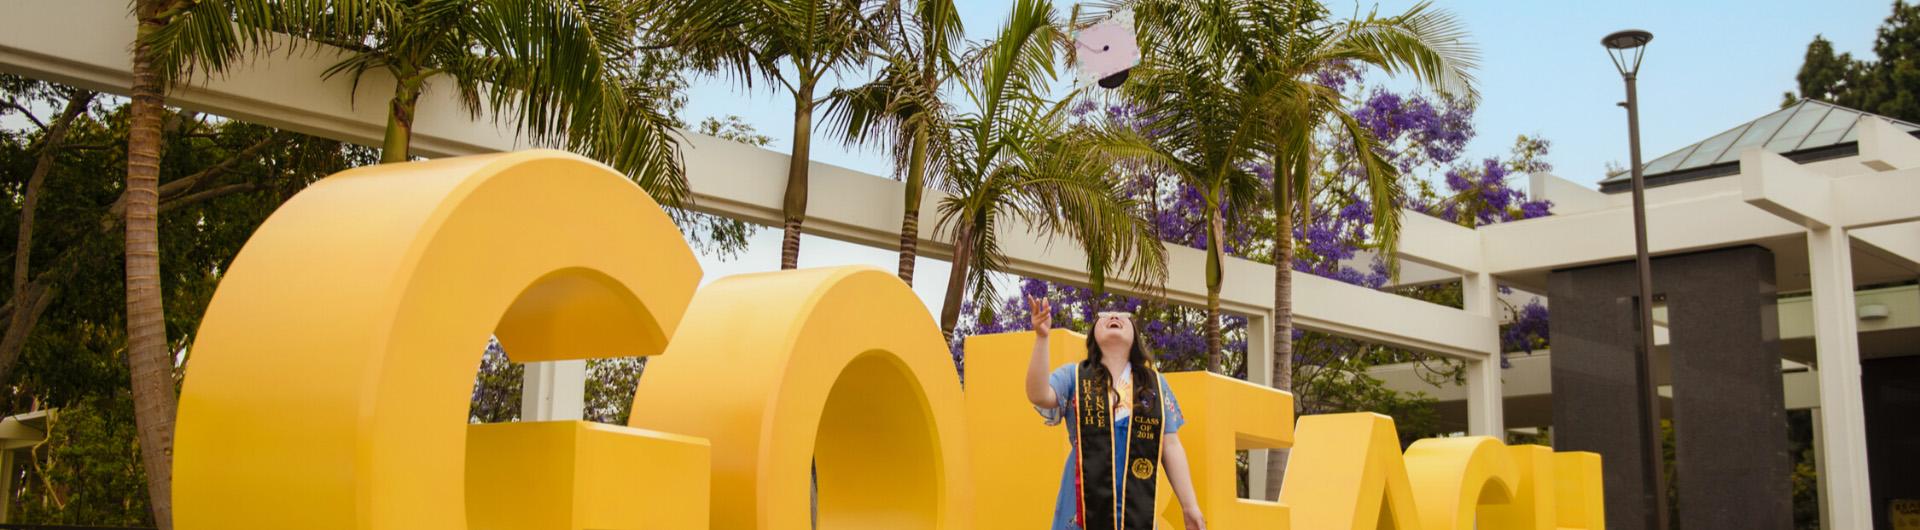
(1093, 312, 1134, 350)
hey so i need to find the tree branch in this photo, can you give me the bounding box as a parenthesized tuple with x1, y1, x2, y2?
(109, 132, 287, 219)
(1, 99, 46, 131)
(0, 281, 56, 386)
(159, 182, 265, 215)
(16, 91, 94, 282)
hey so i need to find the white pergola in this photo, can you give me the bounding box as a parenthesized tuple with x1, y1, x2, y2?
(4, 3, 1915, 527)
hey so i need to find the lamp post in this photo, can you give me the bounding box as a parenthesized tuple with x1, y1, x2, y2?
(1604, 29, 1669, 530)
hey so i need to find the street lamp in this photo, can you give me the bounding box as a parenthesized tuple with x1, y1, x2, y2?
(1604, 28, 1669, 530)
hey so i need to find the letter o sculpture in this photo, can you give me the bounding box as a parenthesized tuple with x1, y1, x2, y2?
(628, 266, 974, 529)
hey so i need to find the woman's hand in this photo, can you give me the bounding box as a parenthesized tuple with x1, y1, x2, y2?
(1182, 507, 1206, 530)
(1026, 295, 1052, 339)
(1162, 433, 1204, 529)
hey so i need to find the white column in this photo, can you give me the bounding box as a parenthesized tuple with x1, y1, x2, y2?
(1806, 228, 1872, 528)
(1462, 272, 1505, 438)
(521, 360, 586, 421)
(1246, 310, 1273, 500)
(1812, 407, 1831, 530)
(1246, 311, 1273, 387)
(1466, 358, 1504, 438)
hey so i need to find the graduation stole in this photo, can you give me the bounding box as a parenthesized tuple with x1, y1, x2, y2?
(1073, 363, 1164, 530)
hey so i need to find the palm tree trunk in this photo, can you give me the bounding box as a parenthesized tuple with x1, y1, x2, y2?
(125, 3, 178, 527)
(380, 75, 424, 164)
(781, 81, 817, 271)
(1265, 159, 1295, 500)
(938, 223, 973, 337)
(896, 126, 929, 284)
(1204, 209, 1225, 373)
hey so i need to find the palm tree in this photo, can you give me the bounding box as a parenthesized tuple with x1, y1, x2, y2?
(823, 0, 962, 285)
(290, 0, 691, 204)
(646, 0, 889, 270)
(935, 0, 1166, 336)
(1094, 22, 1271, 374)
(1120, 0, 1477, 497)
(123, 2, 279, 527)
(1252, 1, 1477, 496)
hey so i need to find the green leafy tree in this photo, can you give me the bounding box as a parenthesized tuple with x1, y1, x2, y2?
(824, 0, 963, 284)
(1788, 1, 1920, 121)
(646, 0, 890, 270)
(10, 396, 152, 526)
(934, 0, 1167, 336)
(2, 76, 373, 525)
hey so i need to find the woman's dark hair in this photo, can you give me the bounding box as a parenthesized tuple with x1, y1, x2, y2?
(1082, 325, 1157, 406)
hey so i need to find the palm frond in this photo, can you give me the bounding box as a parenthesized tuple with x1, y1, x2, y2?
(1327, 107, 1404, 277)
(1325, 1, 1480, 100)
(144, 0, 286, 83)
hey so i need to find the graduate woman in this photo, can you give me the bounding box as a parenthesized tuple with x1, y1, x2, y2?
(1024, 295, 1206, 530)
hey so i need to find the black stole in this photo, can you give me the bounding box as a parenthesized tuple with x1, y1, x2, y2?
(1074, 363, 1164, 530)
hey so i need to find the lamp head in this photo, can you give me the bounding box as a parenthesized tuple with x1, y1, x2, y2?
(1603, 29, 1653, 77)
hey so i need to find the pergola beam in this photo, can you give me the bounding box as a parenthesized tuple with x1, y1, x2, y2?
(0, 2, 1500, 361)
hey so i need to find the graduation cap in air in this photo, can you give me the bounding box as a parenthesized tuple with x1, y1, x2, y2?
(1072, 12, 1140, 89)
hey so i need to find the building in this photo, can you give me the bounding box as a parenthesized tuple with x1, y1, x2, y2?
(1374, 99, 1920, 529)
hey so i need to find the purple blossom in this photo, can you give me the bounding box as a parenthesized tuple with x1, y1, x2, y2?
(1501, 299, 1552, 356)
(970, 86, 1563, 386)
(950, 278, 1249, 376)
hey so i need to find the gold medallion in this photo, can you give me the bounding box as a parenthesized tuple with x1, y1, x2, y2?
(1130, 457, 1154, 480)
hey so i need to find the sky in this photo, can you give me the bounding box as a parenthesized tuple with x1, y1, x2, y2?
(675, 0, 1899, 315)
(682, 0, 1895, 187)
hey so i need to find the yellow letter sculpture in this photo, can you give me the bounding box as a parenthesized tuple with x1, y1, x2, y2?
(1480, 444, 1558, 530)
(1555, 452, 1609, 529)
(174, 151, 707, 530)
(627, 267, 973, 530)
(961, 330, 1089, 528)
(171, 150, 1610, 530)
(1160, 372, 1293, 529)
(1404, 436, 1520, 530)
(1282, 413, 1424, 529)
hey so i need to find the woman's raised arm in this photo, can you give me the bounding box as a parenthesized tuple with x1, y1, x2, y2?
(1024, 295, 1058, 409)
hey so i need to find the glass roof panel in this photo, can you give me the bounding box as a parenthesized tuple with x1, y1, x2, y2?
(1764, 102, 1832, 152)
(1677, 123, 1750, 169)
(1639, 147, 1691, 175)
(1712, 105, 1799, 164)
(1800, 107, 1863, 148)
(1601, 100, 1920, 184)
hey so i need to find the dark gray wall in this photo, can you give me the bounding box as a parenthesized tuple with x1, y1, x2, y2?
(1549, 257, 1665, 530)
(1549, 246, 1792, 530)
(1863, 355, 1920, 530)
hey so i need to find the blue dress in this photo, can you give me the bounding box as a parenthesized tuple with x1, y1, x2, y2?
(1036, 364, 1186, 530)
